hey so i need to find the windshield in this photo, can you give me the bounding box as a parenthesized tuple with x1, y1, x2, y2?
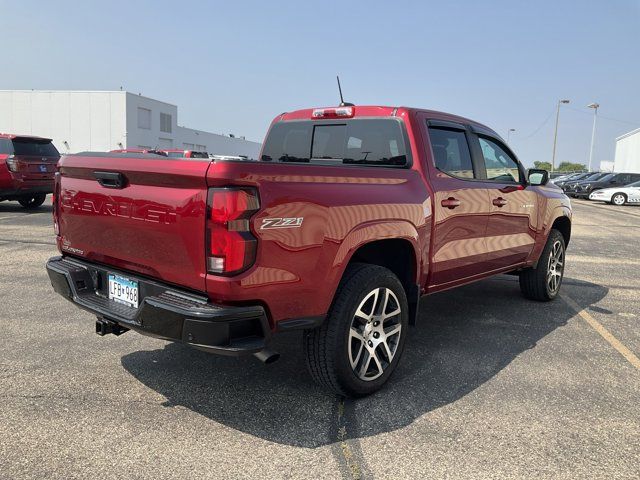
(12, 138, 59, 157)
(261, 119, 408, 166)
(597, 173, 615, 182)
(165, 152, 184, 158)
(567, 173, 589, 181)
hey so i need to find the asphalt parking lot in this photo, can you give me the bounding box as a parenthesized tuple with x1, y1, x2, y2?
(0, 198, 638, 479)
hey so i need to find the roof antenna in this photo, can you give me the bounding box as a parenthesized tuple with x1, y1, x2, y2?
(336, 76, 354, 107)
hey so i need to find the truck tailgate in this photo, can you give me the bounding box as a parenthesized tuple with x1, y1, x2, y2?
(57, 153, 210, 292)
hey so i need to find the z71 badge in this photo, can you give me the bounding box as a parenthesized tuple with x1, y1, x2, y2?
(260, 217, 304, 229)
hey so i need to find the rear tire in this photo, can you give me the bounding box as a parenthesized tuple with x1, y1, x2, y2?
(519, 229, 565, 301)
(611, 193, 627, 206)
(18, 193, 46, 209)
(304, 263, 408, 397)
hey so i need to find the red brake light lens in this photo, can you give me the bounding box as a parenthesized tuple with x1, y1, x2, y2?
(312, 107, 354, 119)
(207, 188, 259, 275)
(52, 172, 61, 236)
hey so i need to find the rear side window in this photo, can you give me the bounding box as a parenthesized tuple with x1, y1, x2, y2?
(261, 119, 408, 167)
(12, 139, 59, 157)
(0, 138, 13, 154)
(428, 127, 474, 179)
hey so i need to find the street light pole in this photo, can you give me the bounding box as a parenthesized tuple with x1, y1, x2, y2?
(551, 99, 570, 172)
(507, 128, 515, 143)
(587, 103, 599, 171)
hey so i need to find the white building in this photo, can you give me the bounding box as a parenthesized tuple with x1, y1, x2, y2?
(0, 90, 261, 157)
(614, 128, 640, 173)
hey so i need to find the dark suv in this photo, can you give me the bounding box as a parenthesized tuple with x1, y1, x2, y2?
(0, 134, 60, 208)
(574, 172, 640, 198)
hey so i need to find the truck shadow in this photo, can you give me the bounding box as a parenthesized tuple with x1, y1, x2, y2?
(121, 276, 607, 448)
(0, 202, 52, 214)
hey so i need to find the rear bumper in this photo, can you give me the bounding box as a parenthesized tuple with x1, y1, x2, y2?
(46, 256, 271, 356)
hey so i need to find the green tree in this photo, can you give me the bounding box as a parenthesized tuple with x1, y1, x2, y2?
(533, 161, 552, 171)
(557, 162, 587, 172)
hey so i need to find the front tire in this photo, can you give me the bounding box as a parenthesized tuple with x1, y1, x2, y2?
(611, 193, 627, 206)
(304, 264, 409, 397)
(18, 193, 46, 209)
(519, 229, 565, 301)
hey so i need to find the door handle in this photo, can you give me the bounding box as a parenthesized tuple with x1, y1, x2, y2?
(492, 197, 508, 207)
(94, 171, 126, 189)
(441, 197, 461, 209)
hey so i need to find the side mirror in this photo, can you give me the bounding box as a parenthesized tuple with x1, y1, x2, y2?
(528, 169, 549, 186)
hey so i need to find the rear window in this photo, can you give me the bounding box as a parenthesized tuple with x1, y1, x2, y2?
(12, 138, 59, 157)
(261, 119, 408, 167)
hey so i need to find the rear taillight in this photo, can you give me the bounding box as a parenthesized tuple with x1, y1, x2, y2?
(52, 172, 61, 235)
(206, 187, 259, 275)
(5, 155, 18, 172)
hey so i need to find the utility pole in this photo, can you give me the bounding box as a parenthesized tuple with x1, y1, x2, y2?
(551, 99, 570, 172)
(507, 128, 515, 143)
(587, 103, 599, 171)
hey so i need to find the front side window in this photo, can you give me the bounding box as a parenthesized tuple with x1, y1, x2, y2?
(428, 127, 474, 179)
(260, 119, 408, 166)
(478, 137, 521, 183)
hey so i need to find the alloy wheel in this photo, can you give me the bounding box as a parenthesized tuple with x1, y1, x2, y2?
(613, 194, 625, 206)
(348, 287, 402, 381)
(546, 240, 564, 294)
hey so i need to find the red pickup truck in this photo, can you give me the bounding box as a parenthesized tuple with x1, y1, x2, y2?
(46, 105, 571, 396)
(1, 134, 60, 208)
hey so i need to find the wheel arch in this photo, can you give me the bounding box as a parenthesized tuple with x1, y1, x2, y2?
(551, 215, 571, 247)
(330, 222, 422, 325)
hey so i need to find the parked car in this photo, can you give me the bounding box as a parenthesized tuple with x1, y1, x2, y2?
(588, 179, 640, 205)
(0, 134, 60, 208)
(554, 172, 593, 189)
(46, 105, 572, 396)
(574, 172, 640, 199)
(562, 172, 609, 196)
(162, 149, 209, 158)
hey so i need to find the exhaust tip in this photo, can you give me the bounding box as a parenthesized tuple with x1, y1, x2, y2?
(254, 349, 280, 364)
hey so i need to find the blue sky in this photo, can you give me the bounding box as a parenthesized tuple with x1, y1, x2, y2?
(3, 0, 639, 167)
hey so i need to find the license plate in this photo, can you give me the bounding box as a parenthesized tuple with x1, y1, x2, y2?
(108, 274, 139, 308)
